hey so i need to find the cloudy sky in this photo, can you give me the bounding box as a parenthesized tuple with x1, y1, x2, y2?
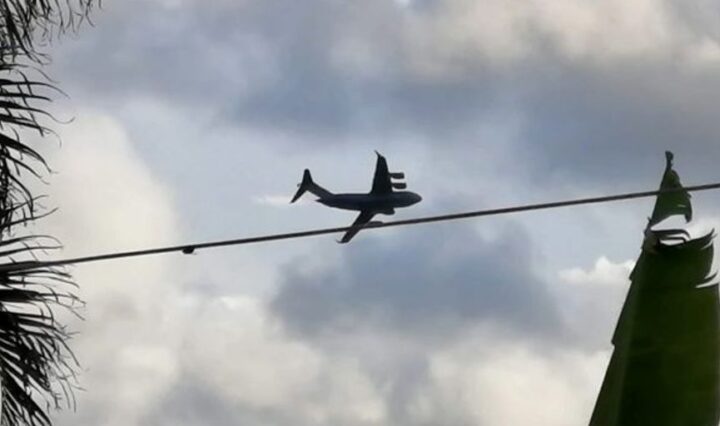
(22, 0, 720, 424)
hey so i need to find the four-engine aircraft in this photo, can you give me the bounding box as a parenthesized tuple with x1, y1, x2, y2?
(290, 152, 422, 243)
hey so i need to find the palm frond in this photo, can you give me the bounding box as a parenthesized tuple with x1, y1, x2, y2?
(0, 2, 99, 424)
(0, 57, 81, 426)
(0, 0, 100, 60)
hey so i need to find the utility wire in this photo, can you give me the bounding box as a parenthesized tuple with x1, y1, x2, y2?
(2, 182, 720, 273)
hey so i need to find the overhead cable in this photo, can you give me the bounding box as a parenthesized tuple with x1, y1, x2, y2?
(2, 182, 720, 273)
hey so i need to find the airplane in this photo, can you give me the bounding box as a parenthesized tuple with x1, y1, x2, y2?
(290, 151, 422, 243)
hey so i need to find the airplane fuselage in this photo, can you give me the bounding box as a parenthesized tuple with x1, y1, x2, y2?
(317, 191, 422, 214)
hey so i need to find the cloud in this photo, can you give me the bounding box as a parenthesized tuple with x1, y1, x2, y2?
(552, 256, 635, 350)
(36, 111, 392, 426)
(271, 223, 563, 341)
(559, 256, 635, 287)
(253, 194, 302, 207)
(31, 2, 720, 424)
(143, 295, 390, 426)
(34, 112, 185, 426)
(413, 336, 607, 425)
(47, 0, 720, 191)
(29, 110, 621, 426)
(141, 270, 606, 426)
(261, 223, 621, 425)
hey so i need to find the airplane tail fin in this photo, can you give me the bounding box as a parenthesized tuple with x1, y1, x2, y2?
(291, 169, 332, 203)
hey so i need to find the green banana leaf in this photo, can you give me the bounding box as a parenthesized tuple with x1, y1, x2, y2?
(647, 151, 692, 228)
(590, 152, 719, 426)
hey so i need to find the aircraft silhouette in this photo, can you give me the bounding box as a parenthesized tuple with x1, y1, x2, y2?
(291, 151, 422, 243)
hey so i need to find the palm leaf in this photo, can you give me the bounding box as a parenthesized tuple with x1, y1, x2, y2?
(0, 48, 85, 426)
(0, 0, 99, 60)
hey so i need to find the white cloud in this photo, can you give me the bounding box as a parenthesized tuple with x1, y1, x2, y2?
(559, 256, 634, 287)
(173, 294, 391, 425)
(534, 0, 675, 61)
(34, 111, 185, 426)
(42, 112, 180, 254)
(553, 257, 635, 350)
(252, 194, 303, 207)
(399, 0, 720, 77)
(408, 336, 607, 425)
(179, 296, 322, 409)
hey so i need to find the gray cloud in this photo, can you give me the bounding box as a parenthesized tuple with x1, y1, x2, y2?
(54, 0, 507, 140)
(48, 0, 720, 191)
(143, 377, 292, 426)
(514, 66, 720, 186)
(271, 224, 563, 341)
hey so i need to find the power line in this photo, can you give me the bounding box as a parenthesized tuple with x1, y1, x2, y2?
(2, 182, 719, 273)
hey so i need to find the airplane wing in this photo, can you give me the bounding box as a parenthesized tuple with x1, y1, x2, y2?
(370, 151, 392, 195)
(339, 210, 375, 243)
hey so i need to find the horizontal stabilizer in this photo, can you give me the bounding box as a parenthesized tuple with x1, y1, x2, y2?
(390, 172, 405, 179)
(392, 182, 407, 189)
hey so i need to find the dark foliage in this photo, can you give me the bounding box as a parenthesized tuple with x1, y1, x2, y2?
(0, 60, 83, 426)
(590, 153, 720, 425)
(647, 151, 692, 228)
(0, 0, 98, 60)
(0, 1, 99, 424)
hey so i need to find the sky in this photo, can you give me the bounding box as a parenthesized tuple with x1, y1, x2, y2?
(19, 0, 720, 424)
